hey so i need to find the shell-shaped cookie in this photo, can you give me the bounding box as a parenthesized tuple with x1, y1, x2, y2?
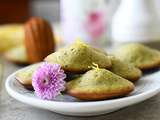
(25, 17, 55, 63)
(109, 56, 142, 82)
(113, 43, 160, 70)
(45, 41, 112, 73)
(4, 45, 28, 65)
(67, 69, 134, 100)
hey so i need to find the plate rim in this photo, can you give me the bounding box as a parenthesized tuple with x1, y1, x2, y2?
(5, 63, 160, 106)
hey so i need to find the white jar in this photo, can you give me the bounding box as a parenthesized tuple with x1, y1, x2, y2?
(111, 0, 160, 44)
(60, 0, 108, 46)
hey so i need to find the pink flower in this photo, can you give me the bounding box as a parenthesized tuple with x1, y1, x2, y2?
(32, 63, 66, 100)
(85, 11, 106, 38)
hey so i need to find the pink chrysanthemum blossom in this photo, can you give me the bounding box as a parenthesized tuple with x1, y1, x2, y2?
(32, 63, 66, 100)
(85, 11, 106, 38)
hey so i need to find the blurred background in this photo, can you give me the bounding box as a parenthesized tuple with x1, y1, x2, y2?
(0, 0, 120, 53)
(0, 0, 160, 23)
(1, 0, 160, 23)
(0, 0, 118, 24)
(0, 0, 160, 64)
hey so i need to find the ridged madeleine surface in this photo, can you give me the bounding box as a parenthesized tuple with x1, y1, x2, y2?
(25, 17, 55, 63)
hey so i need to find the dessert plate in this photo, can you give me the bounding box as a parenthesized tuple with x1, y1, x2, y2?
(5, 64, 160, 116)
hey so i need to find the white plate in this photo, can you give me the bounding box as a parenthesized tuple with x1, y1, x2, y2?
(5, 64, 160, 116)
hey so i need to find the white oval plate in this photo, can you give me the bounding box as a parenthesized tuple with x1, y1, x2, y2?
(5, 65, 160, 116)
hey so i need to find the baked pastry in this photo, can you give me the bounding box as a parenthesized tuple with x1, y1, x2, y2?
(45, 41, 112, 73)
(15, 64, 40, 89)
(0, 24, 24, 52)
(109, 56, 142, 82)
(66, 68, 134, 100)
(113, 43, 160, 70)
(4, 45, 28, 65)
(25, 17, 55, 63)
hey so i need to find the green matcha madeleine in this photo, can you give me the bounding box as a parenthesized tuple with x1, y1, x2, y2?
(67, 68, 134, 100)
(109, 56, 142, 82)
(15, 64, 40, 89)
(4, 45, 28, 65)
(113, 43, 160, 70)
(45, 41, 112, 73)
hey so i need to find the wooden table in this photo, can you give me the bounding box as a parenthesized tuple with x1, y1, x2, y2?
(0, 58, 160, 120)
